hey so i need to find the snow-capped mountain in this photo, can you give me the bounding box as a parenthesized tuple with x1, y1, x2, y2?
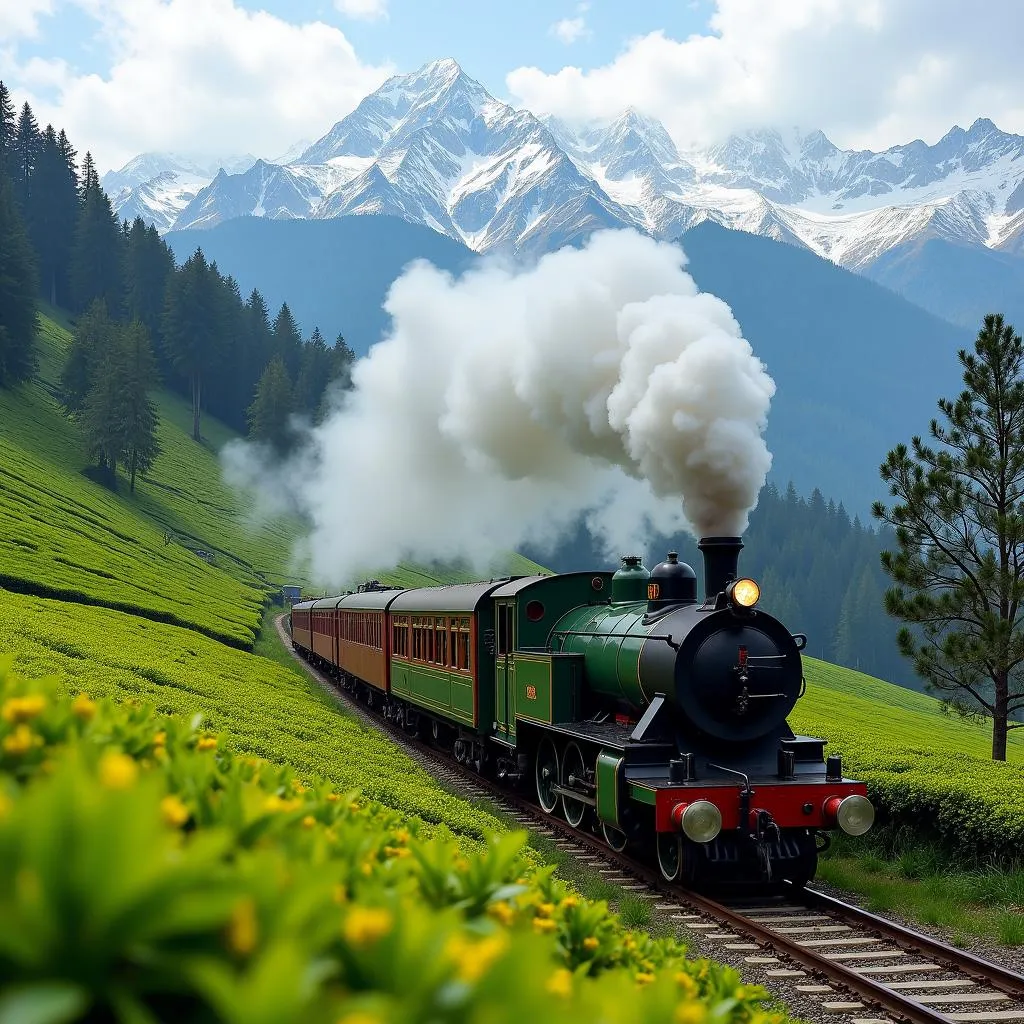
(111, 58, 1024, 270)
(103, 151, 258, 233)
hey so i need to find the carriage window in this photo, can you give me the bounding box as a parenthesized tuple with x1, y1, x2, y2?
(496, 605, 514, 656)
(435, 617, 448, 666)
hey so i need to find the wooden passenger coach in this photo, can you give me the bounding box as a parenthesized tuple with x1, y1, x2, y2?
(311, 596, 342, 665)
(335, 590, 403, 692)
(290, 600, 314, 654)
(388, 582, 505, 729)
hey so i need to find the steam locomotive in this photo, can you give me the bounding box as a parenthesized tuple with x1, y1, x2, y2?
(290, 536, 874, 889)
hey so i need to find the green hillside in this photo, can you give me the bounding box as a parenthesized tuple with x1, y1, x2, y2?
(797, 657, 1024, 762)
(0, 310, 548, 643)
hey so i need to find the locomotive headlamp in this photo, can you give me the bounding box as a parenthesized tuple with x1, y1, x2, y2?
(671, 800, 723, 843)
(823, 794, 875, 836)
(728, 577, 760, 609)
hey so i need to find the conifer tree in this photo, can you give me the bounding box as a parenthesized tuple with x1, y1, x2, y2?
(247, 356, 294, 451)
(162, 248, 222, 441)
(272, 302, 303, 381)
(0, 82, 15, 176)
(61, 299, 115, 415)
(295, 326, 333, 417)
(71, 165, 124, 313)
(0, 175, 38, 387)
(875, 313, 1024, 760)
(119, 320, 161, 491)
(124, 217, 173, 351)
(30, 124, 78, 305)
(11, 102, 40, 211)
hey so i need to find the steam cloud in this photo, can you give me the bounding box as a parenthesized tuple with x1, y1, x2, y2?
(223, 229, 776, 587)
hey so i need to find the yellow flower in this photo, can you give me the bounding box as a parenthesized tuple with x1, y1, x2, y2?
(161, 795, 190, 828)
(635, 971, 655, 986)
(71, 693, 96, 721)
(228, 898, 258, 955)
(2, 695, 45, 724)
(532, 917, 556, 933)
(559, 895, 578, 909)
(336, 1013, 385, 1024)
(536, 902, 554, 917)
(99, 752, 138, 789)
(675, 1005, 706, 1024)
(391, 846, 411, 859)
(360, 860, 374, 876)
(343, 907, 393, 946)
(302, 815, 317, 829)
(675, 972, 698, 996)
(445, 932, 509, 983)
(263, 795, 300, 813)
(153, 731, 166, 746)
(583, 936, 599, 951)
(546, 969, 573, 998)
(196, 735, 218, 752)
(393, 828, 410, 844)
(326, 792, 340, 803)
(488, 900, 515, 926)
(2, 725, 37, 757)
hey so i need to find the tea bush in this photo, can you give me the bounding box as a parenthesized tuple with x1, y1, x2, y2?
(0, 662, 790, 1024)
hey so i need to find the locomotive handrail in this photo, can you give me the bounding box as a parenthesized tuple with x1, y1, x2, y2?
(547, 629, 680, 650)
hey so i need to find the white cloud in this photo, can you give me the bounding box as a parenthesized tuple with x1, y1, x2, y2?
(333, 0, 388, 21)
(510, 0, 1024, 150)
(0, 0, 54, 40)
(549, 3, 590, 45)
(5, 0, 394, 172)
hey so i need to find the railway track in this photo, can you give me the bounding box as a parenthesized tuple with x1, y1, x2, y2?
(274, 616, 1024, 1024)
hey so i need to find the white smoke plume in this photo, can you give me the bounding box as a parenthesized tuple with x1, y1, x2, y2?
(222, 228, 776, 587)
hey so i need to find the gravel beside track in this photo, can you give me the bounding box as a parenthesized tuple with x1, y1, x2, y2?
(272, 615, 1024, 1024)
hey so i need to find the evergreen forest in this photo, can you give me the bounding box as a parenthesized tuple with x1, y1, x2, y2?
(0, 82, 353, 478)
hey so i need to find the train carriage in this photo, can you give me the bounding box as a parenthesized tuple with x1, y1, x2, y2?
(336, 589, 403, 698)
(387, 582, 507, 766)
(310, 596, 343, 667)
(290, 600, 314, 654)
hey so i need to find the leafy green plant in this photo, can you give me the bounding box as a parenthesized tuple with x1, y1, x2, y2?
(0, 662, 789, 1024)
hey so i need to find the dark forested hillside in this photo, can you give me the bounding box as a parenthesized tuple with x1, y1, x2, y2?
(0, 82, 353, 482)
(527, 482, 910, 689)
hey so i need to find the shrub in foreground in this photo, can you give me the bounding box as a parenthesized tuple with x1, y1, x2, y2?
(0, 661, 789, 1024)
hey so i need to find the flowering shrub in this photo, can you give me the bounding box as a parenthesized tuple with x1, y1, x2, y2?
(0, 661, 790, 1024)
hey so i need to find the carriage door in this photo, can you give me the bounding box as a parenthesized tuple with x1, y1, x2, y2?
(494, 601, 516, 737)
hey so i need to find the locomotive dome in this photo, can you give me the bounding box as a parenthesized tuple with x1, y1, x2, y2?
(646, 551, 697, 611)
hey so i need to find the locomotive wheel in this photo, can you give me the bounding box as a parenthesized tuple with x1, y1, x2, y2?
(657, 833, 684, 882)
(535, 737, 561, 815)
(602, 823, 629, 852)
(560, 741, 588, 827)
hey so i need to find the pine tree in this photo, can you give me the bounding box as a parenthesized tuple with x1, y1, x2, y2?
(124, 217, 173, 353)
(11, 102, 41, 211)
(162, 248, 223, 441)
(29, 125, 78, 306)
(247, 356, 294, 451)
(316, 332, 355, 420)
(875, 313, 1024, 760)
(295, 326, 333, 417)
(70, 168, 124, 314)
(119, 320, 161, 491)
(0, 82, 15, 177)
(0, 175, 38, 387)
(79, 151, 98, 198)
(60, 299, 116, 415)
(272, 303, 303, 381)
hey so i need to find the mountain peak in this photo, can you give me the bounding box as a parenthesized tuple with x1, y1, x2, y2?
(419, 57, 462, 79)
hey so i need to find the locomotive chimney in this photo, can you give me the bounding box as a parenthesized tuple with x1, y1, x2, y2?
(698, 536, 744, 600)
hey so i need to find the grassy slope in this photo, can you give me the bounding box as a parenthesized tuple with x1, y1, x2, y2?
(797, 657, 1024, 762)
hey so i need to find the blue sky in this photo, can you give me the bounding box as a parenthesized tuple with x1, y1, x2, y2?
(3, 0, 1023, 172)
